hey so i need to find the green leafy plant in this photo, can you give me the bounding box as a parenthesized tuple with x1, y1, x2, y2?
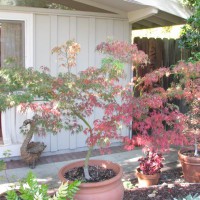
(6, 172, 81, 200)
(0, 160, 6, 171)
(123, 181, 134, 190)
(50, 181, 81, 200)
(179, 1, 200, 56)
(179, 0, 198, 8)
(0, 150, 11, 175)
(3, 150, 12, 158)
(174, 193, 200, 200)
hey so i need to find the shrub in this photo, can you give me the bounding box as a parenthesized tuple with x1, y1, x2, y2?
(138, 151, 164, 175)
(6, 171, 81, 200)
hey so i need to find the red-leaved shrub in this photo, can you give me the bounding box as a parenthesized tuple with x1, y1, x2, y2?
(138, 151, 164, 175)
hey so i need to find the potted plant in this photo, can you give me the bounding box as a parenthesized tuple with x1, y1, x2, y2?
(176, 63, 200, 183)
(135, 150, 164, 187)
(123, 58, 200, 182)
(125, 59, 199, 182)
(177, 0, 200, 183)
(0, 40, 148, 200)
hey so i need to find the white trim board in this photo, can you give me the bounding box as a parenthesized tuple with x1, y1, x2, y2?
(0, 6, 128, 20)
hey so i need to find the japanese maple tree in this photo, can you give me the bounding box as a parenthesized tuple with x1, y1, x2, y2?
(97, 40, 200, 155)
(0, 40, 147, 179)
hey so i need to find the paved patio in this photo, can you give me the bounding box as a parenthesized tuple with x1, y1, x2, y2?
(0, 146, 181, 194)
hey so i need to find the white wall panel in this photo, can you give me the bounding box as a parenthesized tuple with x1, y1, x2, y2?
(57, 130, 70, 151)
(56, 17, 71, 151)
(106, 19, 114, 39)
(57, 16, 70, 74)
(76, 17, 90, 148)
(50, 15, 58, 76)
(35, 15, 51, 71)
(114, 20, 124, 41)
(77, 17, 89, 70)
(0, 10, 130, 157)
(88, 18, 96, 67)
(34, 14, 51, 152)
(58, 16, 70, 44)
(95, 18, 108, 67)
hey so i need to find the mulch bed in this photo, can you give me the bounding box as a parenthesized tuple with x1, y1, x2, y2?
(124, 167, 200, 200)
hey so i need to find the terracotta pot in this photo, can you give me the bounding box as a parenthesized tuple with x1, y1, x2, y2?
(58, 160, 124, 200)
(135, 168, 160, 187)
(178, 148, 200, 183)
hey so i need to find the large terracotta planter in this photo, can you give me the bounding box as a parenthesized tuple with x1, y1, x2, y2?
(178, 148, 200, 183)
(135, 168, 160, 187)
(58, 160, 124, 200)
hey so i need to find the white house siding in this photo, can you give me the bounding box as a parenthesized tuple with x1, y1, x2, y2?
(0, 8, 131, 157)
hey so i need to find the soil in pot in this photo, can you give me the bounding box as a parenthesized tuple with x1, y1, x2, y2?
(58, 160, 124, 200)
(64, 165, 116, 183)
(178, 149, 200, 183)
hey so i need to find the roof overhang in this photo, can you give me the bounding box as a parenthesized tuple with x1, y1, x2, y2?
(51, 0, 192, 29)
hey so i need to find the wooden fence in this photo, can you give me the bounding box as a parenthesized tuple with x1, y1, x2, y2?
(130, 37, 190, 137)
(134, 37, 191, 69)
(133, 37, 190, 114)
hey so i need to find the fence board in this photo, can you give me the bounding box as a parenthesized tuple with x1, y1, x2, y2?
(175, 40, 181, 62)
(141, 37, 149, 54)
(169, 39, 175, 66)
(148, 38, 156, 71)
(155, 38, 163, 68)
(163, 38, 170, 67)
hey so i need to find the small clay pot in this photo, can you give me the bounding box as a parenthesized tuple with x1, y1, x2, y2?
(178, 148, 200, 183)
(58, 160, 124, 200)
(135, 168, 160, 187)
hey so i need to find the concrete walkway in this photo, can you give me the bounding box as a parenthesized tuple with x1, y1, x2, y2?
(0, 146, 181, 194)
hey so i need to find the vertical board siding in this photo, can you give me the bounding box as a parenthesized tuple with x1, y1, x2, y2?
(50, 15, 58, 76)
(95, 18, 108, 67)
(15, 108, 26, 143)
(5, 13, 130, 155)
(88, 17, 96, 67)
(76, 17, 90, 148)
(123, 21, 130, 43)
(113, 20, 124, 41)
(68, 16, 77, 149)
(106, 19, 114, 38)
(34, 14, 51, 152)
(94, 18, 110, 133)
(57, 16, 70, 74)
(35, 15, 51, 70)
(58, 16, 70, 44)
(56, 15, 71, 150)
(55, 15, 71, 150)
(122, 22, 132, 88)
(50, 15, 59, 152)
(77, 17, 89, 70)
